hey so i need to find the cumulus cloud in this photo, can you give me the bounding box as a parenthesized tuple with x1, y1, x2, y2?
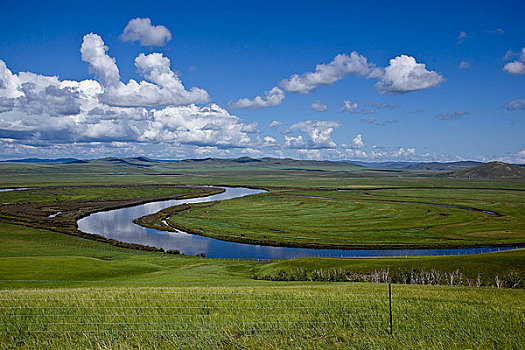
(80, 34, 120, 88)
(81, 34, 209, 107)
(352, 134, 364, 148)
(269, 120, 282, 127)
(0, 39, 256, 157)
(435, 111, 469, 121)
(284, 135, 306, 149)
(141, 104, 254, 148)
(285, 120, 341, 149)
(229, 87, 284, 109)
(503, 47, 525, 75)
(345, 149, 368, 159)
(503, 61, 525, 75)
(503, 99, 525, 111)
(120, 17, 172, 46)
(394, 147, 416, 158)
(376, 55, 444, 94)
(279, 52, 381, 94)
(459, 61, 471, 69)
(0, 60, 87, 118)
(311, 101, 327, 112)
(233, 52, 442, 109)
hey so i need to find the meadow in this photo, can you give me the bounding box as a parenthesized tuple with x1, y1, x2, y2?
(0, 160, 523, 349)
(162, 187, 525, 249)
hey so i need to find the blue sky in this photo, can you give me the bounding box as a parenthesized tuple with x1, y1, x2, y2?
(0, 0, 523, 162)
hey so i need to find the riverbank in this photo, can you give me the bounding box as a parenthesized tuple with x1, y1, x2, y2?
(135, 187, 524, 250)
(0, 185, 225, 252)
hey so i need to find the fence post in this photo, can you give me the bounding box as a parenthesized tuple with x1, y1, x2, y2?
(389, 283, 393, 336)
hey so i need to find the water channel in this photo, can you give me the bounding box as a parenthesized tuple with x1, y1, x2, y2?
(77, 186, 522, 259)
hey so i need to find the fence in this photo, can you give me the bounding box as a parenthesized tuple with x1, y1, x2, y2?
(0, 284, 392, 336)
(0, 282, 522, 348)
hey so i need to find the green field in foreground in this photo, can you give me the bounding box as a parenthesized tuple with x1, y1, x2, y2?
(162, 187, 525, 248)
(1, 283, 523, 349)
(0, 220, 523, 348)
(0, 163, 524, 348)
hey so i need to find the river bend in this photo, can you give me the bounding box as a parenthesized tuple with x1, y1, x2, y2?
(77, 186, 522, 259)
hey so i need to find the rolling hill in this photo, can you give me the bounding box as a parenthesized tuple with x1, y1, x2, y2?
(451, 161, 525, 179)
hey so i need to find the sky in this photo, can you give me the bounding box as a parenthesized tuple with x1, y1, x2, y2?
(0, 0, 524, 162)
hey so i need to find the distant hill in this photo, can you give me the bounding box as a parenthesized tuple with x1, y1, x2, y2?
(404, 161, 483, 171)
(88, 157, 159, 168)
(177, 157, 363, 169)
(451, 161, 525, 179)
(0, 158, 79, 164)
(347, 160, 484, 171)
(344, 161, 415, 169)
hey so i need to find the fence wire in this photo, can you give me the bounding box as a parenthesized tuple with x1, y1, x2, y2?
(0, 285, 392, 336)
(0, 282, 522, 350)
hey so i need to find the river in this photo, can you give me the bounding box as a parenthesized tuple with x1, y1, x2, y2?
(77, 186, 522, 259)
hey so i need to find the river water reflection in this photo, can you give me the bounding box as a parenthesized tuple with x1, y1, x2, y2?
(77, 187, 522, 259)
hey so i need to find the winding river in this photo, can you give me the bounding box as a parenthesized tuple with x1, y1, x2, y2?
(77, 187, 522, 259)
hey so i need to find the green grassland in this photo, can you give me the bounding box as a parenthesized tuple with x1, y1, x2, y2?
(0, 160, 524, 348)
(159, 187, 525, 248)
(0, 221, 524, 349)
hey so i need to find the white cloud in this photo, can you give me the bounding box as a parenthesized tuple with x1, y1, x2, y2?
(393, 147, 416, 158)
(284, 135, 306, 148)
(352, 134, 364, 148)
(285, 120, 341, 149)
(120, 17, 172, 46)
(515, 150, 525, 163)
(80, 33, 120, 88)
(0, 51, 254, 154)
(340, 100, 357, 113)
(241, 122, 260, 133)
(345, 149, 368, 159)
(311, 101, 327, 112)
(503, 47, 525, 75)
(229, 87, 284, 109)
(81, 34, 209, 107)
(142, 104, 254, 148)
(503, 99, 525, 111)
(459, 61, 471, 69)
(279, 52, 381, 94)
(376, 55, 445, 94)
(503, 61, 525, 75)
(269, 120, 282, 127)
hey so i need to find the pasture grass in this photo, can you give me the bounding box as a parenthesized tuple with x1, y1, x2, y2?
(165, 187, 525, 248)
(0, 162, 524, 348)
(0, 283, 523, 349)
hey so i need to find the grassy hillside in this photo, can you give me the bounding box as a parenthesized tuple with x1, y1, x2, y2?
(451, 161, 525, 179)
